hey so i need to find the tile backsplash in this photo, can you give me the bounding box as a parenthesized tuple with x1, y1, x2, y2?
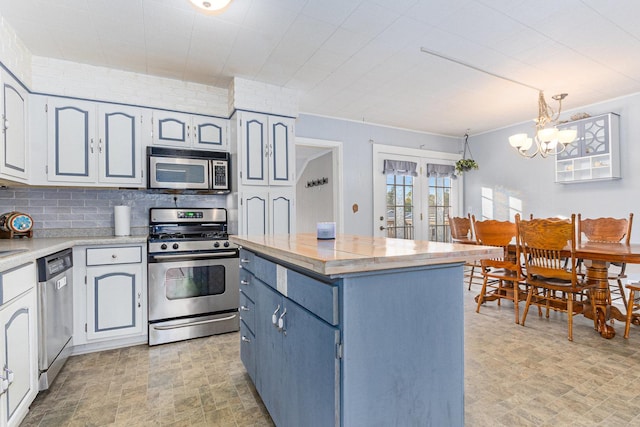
(0, 187, 226, 238)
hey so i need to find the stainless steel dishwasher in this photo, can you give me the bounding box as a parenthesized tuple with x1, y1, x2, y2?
(36, 248, 73, 390)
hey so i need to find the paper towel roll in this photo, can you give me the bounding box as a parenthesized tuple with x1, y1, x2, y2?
(114, 205, 131, 236)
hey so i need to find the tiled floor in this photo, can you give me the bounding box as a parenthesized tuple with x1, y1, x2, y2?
(22, 285, 640, 427)
(21, 333, 274, 427)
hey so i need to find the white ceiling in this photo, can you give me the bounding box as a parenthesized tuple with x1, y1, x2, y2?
(2, 0, 640, 137)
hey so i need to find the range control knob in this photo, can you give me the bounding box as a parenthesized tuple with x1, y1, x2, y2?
(214, 242, 220, 248)
(160, 243, 167, 250)
(223, 241, 230, 248)
(172, 243, 179, 250)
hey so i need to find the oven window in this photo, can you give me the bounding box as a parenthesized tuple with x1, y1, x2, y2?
(165, 265, 225, 299)
(155, 161, 206, 184)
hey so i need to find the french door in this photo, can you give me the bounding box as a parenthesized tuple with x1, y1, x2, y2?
(373, 145, 462, 241)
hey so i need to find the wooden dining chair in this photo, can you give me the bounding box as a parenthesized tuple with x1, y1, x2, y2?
(517, 213, 596, 341)
(471, 216, 524, 323)
(577, 213, 633, 308)
(624, 282, 640, 338)
(448, 214, 482, 290)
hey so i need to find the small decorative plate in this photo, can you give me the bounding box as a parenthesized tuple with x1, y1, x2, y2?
(8, 213, 33, 232)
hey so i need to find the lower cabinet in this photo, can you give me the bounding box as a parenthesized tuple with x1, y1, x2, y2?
(238, 247, 465, 426)
(241, 251, 339, 427)
(73, 245, 146, 346)
(86, 263, 144, 340)
(239, 271, 257, 381)
(255, 280, 339, 427)
(0, 263, 38, 427)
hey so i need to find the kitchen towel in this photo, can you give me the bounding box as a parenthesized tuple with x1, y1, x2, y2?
(114, 205, 131, 236)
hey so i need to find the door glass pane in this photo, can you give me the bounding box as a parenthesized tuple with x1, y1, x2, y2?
(385, 174, 414, 240)
(165, 265, 225, 299)
(428, 175, 452, 242)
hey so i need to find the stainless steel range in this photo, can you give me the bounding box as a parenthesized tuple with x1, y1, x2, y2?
(147, 207, 239, 346)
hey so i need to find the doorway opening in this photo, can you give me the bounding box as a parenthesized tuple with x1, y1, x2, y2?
(295, 137, 344, 234)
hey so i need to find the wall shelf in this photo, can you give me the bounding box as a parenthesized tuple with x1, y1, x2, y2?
(555, 112, 620, 183)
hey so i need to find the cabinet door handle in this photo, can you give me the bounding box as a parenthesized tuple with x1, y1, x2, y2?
(272, 305, 280, 326)
(90, 138, 94, 153)
(240, 305, 250, 311)
(99, 138, 103, 153)
(137, 292, 142, 308)
(240, 258, 250, 264)
(278, 308, 287, 332)
(241, 335, 251, 343)
(241, 279, 250, 286)
(3, 367, 13, 384)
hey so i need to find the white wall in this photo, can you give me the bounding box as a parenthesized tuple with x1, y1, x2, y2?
(230, 77, 298, 117)
(0, 11, 32, 84)
(466, 92, 640, 242)
(30, 56, 229, 116)
(296, 152, 334, 233)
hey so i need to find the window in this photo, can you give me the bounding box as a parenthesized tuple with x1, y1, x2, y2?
(428, 175, 451, 242)
(373, 145, 461, 241)
(385, 174, 414, 239)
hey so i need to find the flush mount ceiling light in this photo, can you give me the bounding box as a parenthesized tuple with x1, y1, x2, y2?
(419, 47, 577, 159)
(188, 0, 233, 14)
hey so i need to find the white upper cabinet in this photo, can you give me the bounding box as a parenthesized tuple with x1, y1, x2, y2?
(152, 111, 228, 151)
(238, 112, 295, 186)
(0, 71, 29, 182)
(46, 98, 145, 186)
(98, 104, 143, 185)
(193, 114, 229, 150)
(47, 99, 96, 183)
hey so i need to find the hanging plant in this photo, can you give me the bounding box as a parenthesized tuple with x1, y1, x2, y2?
(455, 133, 478, 174)
(455, 158, 479, 174)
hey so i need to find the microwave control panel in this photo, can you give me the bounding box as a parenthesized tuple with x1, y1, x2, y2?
(212, 161, 228, 189)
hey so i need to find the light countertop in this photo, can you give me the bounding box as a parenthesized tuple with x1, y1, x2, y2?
(0, 236, 147, 272)
(231, 233, 502, 276)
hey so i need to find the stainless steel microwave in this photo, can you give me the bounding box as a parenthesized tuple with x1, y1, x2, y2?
(147, 147, 230, 192)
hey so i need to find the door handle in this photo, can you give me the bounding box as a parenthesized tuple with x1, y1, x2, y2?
(379, 226, 386, 230)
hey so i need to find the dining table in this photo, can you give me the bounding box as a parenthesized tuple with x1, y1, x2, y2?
(576, 241, 640, 338)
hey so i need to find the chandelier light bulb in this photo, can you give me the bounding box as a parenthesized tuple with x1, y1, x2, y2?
(537, 127, 558, 143)
(509, 133, 528, 148)
(557, 129, 577, 145)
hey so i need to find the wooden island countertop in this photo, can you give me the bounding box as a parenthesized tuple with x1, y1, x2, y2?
(230, 233, 501, 276)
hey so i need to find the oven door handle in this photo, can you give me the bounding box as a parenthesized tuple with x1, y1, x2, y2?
(152, 314, 238, 330)
(150, 251, 238, 261)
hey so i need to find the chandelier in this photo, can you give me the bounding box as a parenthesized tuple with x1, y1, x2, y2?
(508, 91, 577, 158)
(188, 0, 233, 14)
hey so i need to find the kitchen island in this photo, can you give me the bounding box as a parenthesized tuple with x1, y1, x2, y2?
(230, 233, 501, 427)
